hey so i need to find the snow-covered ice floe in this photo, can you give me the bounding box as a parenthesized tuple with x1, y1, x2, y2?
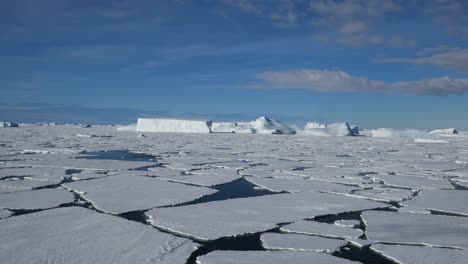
(0, 207, 197, 264)
(147, 191, 386, 241)
(370, 244, 468, 264)
(261, 232, 347, 252)
(64, 175, 216, 214)
(363, 211, 468, 249)
(198, 250, 355, 264)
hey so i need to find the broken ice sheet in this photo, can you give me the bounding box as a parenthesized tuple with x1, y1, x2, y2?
(402, 189, 468, 216)
(352, 187, 414, 202)
(157, 168, 242, 187)
(7, 154, 157, 171)
(363, 211, 468, 249)
(369, 174, 453, 189)
(370, 244, 468, 264)
(0, 188, 74, 210)
(64, 175, 216, 214)
(280, 220, 363, 239)
(261, 232, 347, 252)
(198, 250, 355, 264)
(148, 192, 386, 241)
(0, 207, 197, 264)
(245, 176, 356, 193)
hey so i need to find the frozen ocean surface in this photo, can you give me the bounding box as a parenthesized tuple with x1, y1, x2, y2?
(0, 125, 467, 263)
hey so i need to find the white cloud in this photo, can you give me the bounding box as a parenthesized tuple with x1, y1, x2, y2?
(376, 48, 468, 72)
(252, 69, 468, 95)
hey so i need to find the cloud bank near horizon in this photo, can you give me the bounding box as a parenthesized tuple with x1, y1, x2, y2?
(252, 69, 468, 96)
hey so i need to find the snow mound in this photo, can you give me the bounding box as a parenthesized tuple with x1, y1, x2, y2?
(135, 118, 212, 133)
(301, 122, 355, 137)
(0, 122, 19, 127)
(212, 116, 296, 134)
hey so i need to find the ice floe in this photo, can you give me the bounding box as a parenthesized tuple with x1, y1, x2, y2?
(261, 232, 347, 252)
(0, 207, 197, 264)
(370, 244, 468, 264)
(64, 175, 216, 214)
(363, 211, 468, 248)
(0, 188, 74, 210)
(198, 250, 355, 264)
(148, 192, 386, 241)
(280, 220, 364, 239)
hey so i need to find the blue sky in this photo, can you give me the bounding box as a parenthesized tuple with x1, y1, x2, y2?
(1, 0, 467, 129)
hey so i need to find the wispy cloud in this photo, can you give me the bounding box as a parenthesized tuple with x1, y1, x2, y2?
(375, 48, 468, 72)
(422, 0, 468, 40)
(251, 69, 468, 95)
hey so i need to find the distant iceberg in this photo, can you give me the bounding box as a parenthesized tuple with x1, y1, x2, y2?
(212, 116, 296, 135)
(136, 118, 212, 133)
(0, 122, 19, 128)
(300, 122, 356, 137)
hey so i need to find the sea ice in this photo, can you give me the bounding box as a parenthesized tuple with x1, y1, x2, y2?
(0, 188, 74, 210)
(280, 220, 363, 239)
(402, 190, 468, 216)
(0, 209, 12, 218)
(64, 175, 216, 214)
(148, 192, 386, 241)
(198, 250, 355, 264)
(261, 232, 347, 252)
(370, 244, 468, 264)
(0, 207, 197, 264)
(363, 211, 468, 248)
(245, 176, 355, 193)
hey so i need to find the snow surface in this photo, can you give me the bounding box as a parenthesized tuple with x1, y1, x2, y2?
(198, 250, 355, 264)
(64, 175, 216, 214)
(0, 188, 74, 210)
(363, 211, 468, 248)
(402, 190, 468, 216)
(136, 118, 212, 133)
(148, 192, 385, 241)
(280, 220, 363, 239)
(0, 207, 197, 264)
(261, 232, 347, 252)
(371, 244, 468, 264)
